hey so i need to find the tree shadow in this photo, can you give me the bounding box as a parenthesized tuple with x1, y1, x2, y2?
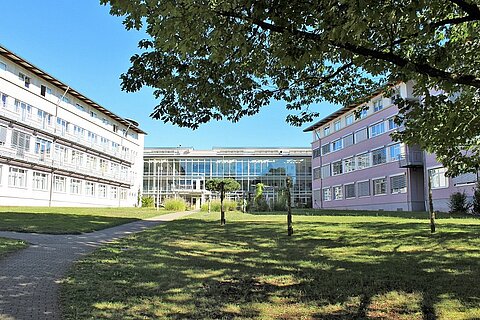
(61, 216, 480, 319)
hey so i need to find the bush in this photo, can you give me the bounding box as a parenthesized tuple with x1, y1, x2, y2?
(255, 197, 270, 212)
(164, 198, 187, 211)
(141, 196, 155, 208)
(200, 200, 237, 212)
(448, 192, 470, 214)
(472, 181, 480, 215)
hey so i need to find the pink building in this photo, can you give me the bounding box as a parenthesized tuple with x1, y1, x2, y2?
(304, 82, 477, 212)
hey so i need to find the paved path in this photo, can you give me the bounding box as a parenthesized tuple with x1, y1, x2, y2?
(0, 211, 192, 320)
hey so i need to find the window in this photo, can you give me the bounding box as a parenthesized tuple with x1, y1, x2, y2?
(391, 87, 401, 103)
(100, 136, 109, 147)
(333, 186, 343, 200)
(11, 130, 31, 152)
(76, 104, 85, 112)
(373, 99, 383, 112)
(343, 134, 354, 147)
(391, 175, 407, 193)
(372, 148, 387, 165)
(33, 172, 48, 190)
(370, 122, 385, 137)
(57, 118, 69, 136)
(332, 161, 343, 175)
(388, 117, 399, 130)
(321, 143, 331, 155)
(345, 184, 355, 198)
(0, 125, 7, 146)
(71, 150, 84, 166)
(313, 148, 321, 158)
(19, 73, 31, 88)
(356, 153, 370, 170)
(354, 128, 368, 143)
(40, 85, 46, 97)
(37, 110, 52, 127)
(100, 159, 108, 173)
(373, 178, 387, 195)
(0, 61, 6, 71)
(1, 92, 7, 107)
(120, 188, 128, 200)
(70, 179, 82, 194)
(46, 87, 52, 95)
(313, 167, 321, 180)
(332, 139, 343, 151)
(323, 126, 330, 136)
(90, 111, 98, 119)
(62, 96, 70, 104)
(344, 157, 355, 173)
(389, 143, 402, 161)
(357, 108, 368, 119)
(429, 167, 448, 189)
(111, 186, 118, 199)
(35, 137, 52, 159)
(113, 124, 118, 133)
(323, 187, 332, 201)
(86, 155, 97, 170)
(334, 120, 341, 131)
(98, 184, 107, 198)
(55, 145, 69, 164)
(73, 125, 84, 137)
(357, 181, 370, 197)
(85, 182, 95, 196)
(14, 99, 32, 119)
(9, 167, 27, 187)
(54, 176, 66, 192)
(111, 141, 119, 151)
(345, 114, 354, 126)
(321, 164, 331, 178)
(87, 131, 97, 143)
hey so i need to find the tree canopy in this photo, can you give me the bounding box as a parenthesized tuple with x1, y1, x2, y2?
(101, 0, 480, 175)
(205, 178, 241, 193)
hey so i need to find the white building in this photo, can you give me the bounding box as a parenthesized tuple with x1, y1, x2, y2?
(0, 45, 145, 207)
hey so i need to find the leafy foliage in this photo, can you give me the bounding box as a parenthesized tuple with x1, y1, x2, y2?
(448, 191, 471, 214)
(102, 0, 480, 174)
(164, 198, 187, 212)
(205, 178, 241, 193)
(472, 181, 480, 215)
(201, 200, 237, 212)
(141, 196, 155, 208)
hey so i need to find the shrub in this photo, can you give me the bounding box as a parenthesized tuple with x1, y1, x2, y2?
(164, 198, 187, 211)
(255, 197, 270, 212)
(448, 192, 470, 214)
(141, 196, 155, 208)
(472, 181, 480, 215)
(200, 200, 237, 212)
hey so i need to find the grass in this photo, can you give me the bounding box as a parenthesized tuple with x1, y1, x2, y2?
(0, 207, 172, 234)
(0, 237, 27, 258)
(61, 211, 480, 319)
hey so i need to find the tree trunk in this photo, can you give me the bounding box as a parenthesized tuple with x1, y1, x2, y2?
(220, 183, 226, 225)
(286, 177, 293, 236)
(428, 177, 436, 233)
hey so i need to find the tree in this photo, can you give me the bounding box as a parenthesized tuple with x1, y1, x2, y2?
(102, 0, 480, 174)
(205, 178, 240, 225)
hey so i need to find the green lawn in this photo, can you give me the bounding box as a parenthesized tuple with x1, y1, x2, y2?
(0, 207, 171, 234)
(0, 237, 27, 258)
(61, 211, 480, 319)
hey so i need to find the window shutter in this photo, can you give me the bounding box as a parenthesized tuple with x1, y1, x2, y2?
(391, 175, 406, 190)
(321, 165, 331, 178)
(452, 173, 477, 186)
(343, 134, 354, 147)
(358, 181, 370, 196)
(0, 126, 6, 144)
(345, 184, 355, 198)
(354, 128, 367, 142)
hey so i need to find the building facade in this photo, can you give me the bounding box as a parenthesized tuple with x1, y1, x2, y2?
(143, 147, 312, 209)
(305, 81, 477, 212)
(0, 45, 145, 207)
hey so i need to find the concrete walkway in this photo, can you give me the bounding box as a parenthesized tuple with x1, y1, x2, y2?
(0, 211, 192, 320)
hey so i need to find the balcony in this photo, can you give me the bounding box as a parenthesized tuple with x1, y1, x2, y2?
(398, 151, 424, 168)
(0, 102, 135, 163)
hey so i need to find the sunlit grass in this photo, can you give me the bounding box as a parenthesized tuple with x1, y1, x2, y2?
(61, 211, 480, 319)
(0, 206, 173, 234)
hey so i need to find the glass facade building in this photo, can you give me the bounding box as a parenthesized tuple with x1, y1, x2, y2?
(143, 147, 312, 209)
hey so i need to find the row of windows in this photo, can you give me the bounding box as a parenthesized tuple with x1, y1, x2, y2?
(0, 126, 132, 180)
(314, 117, 399, 157)
(0, 165, 128, 199)
(316, 88, 401, 140)
(313, 143, 403, 179)
(0, 93, 136, 158)
(0, 59, 137, 140)
(321, 174, 407, 201)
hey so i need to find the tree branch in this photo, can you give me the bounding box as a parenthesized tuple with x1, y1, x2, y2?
(448, 0, 480, 17)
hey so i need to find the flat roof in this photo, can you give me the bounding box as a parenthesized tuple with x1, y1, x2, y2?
(144, 147, 311, 157)
(0, 44, 146, 134)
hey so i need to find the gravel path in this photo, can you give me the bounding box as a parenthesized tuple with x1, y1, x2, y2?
(0, 211, 191, 320)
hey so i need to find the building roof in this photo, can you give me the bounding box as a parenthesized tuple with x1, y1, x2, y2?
(302, 85, 394, 132)
(0, 44, 146, 134)
(144, 147, 312, 157)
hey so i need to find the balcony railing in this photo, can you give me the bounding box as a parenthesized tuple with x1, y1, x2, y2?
(398, 151, 424, 168)
(0, 146, 134, 185)
(0, 103, 135, 163)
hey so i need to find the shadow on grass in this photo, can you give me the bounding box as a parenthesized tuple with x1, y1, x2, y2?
(0, 212, 139, 234)
(249, 208, 480, 220)
(61, 215, 480, 319)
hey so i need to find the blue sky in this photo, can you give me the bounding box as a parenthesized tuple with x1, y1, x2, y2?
(0, 0, 339, 149)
